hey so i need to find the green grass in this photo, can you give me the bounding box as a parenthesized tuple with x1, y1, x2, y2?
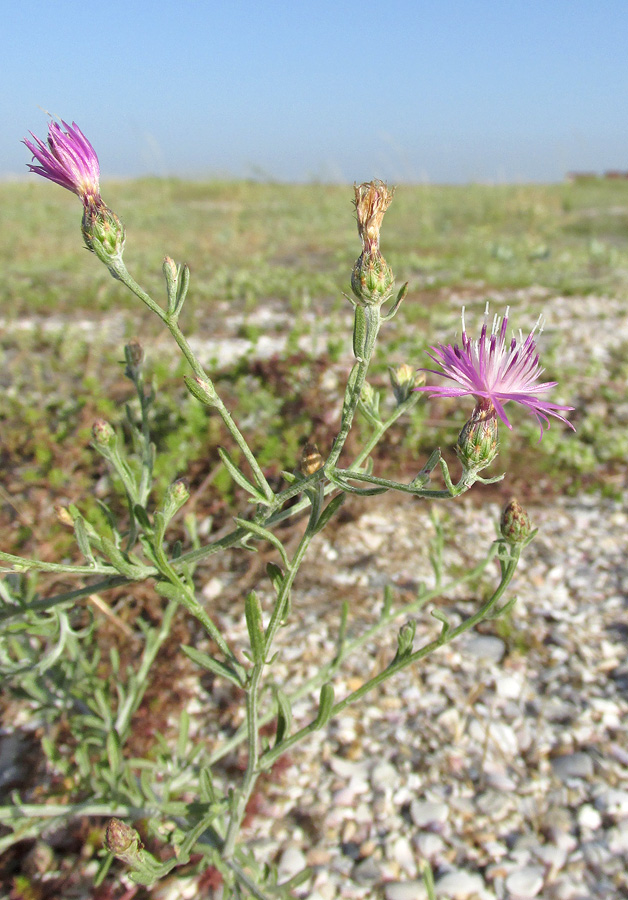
(1, 176, 627, 561)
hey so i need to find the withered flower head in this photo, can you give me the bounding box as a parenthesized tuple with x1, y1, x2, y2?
(353, 180, 395, 254)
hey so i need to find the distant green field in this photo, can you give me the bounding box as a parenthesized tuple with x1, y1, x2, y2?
(1, 178, 627, 560)
(3, 178, 628, 316)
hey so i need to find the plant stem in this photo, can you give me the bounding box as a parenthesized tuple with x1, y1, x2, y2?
(326, 305, 381, 469)
(259, 547, 520, 770)
(207, 544, 496, 766)
(222, 526, 314, 859)
(113, 260, 274, 504)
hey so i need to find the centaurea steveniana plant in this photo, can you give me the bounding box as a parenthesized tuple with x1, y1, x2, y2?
(0, 119, 574, 899)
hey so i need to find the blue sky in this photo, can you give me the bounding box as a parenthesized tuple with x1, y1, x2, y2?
(3, 0, 628, 183)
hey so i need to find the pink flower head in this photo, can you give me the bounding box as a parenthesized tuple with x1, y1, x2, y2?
(416, 305, 575, 437)
(23, 120, 101, 203)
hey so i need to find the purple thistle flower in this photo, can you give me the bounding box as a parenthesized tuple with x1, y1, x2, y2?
(416, 305, 575, 437)
(23, 120, 101, 203)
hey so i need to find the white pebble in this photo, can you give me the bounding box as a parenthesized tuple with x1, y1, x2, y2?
(391, 836, 416, 876)
(277, 845, 307, 882)
(384, 881, 428, 900)
(505, 866, 545, 898)
(577, 803, 602, 830)
(435, 869, 485, 897)
(371, 760, 399, 791)
(414, 832, 445, 858)
(410, 800, 449, 828)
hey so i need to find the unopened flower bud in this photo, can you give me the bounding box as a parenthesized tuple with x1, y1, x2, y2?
(125, 338, 144, 368)
(456, 402, 499, 471)
(81, 198, 126, 266)
(104, 818, 141, 860)
(160, 477, 190, 524)
(54, 505, 74, 527)
(163, 256, 178, 288)
(389, 364, 425, 404)
(92, 419, 115, 446)
(361, 380, 377, 407)
(300, 442, 323, 476)
(500, 498, 533, 545)
(351, 250, 395, 305)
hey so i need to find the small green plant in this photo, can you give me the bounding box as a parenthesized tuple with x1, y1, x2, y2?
(0, 120, 575, 898)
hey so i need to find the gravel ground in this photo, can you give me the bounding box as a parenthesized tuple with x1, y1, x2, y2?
(146, 491, 628, 900)
(3, 288, 627, 898)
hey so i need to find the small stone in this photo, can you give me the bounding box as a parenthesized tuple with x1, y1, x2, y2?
(435, 869, 485, 897)
(306, 848, 332, 867)
(533, 843, 566, 872)
(384, 881, 428, 900)
(371, 760, 399, 791)
(505, 866, 545, 898)
(477, 790, 514, 820)
(352, 856, 381, 884)
(582, 841, 611, 866)
(608, 822, 628, 854)
(551, 752, 594, 781)
(414, 832, 445, 859)
(595, 788, 628, 817)
(201, 577, 223, 600)
(277, 846, 307, 882)
(391, 836, 416, 876)
(495, 673, 523, 699)
(577, 804, 602, 830)
(464, 634, 506, 663)
(410, 799, 449, 828)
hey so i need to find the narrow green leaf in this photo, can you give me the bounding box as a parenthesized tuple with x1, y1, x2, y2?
(177, 710, 190, 759)
(181, 645, 243, 688)
(73, 515, 96, 566)
(154, 581, 182, 603)
(274, 687, 292, 746)
(233, 518, 290, 568)
(101, 538, 143, 579)
(312, 493, 345, 535)
(218, 448, 266, 501)
(382, 584, 394, 616)
(313, 683, 335, 730)
(177, 263, 191, 312)
(266, 562, 284, 594)
(199, 766, 216, 803)
(133, 504, 152, 531)
(430, 608, 450, 640)
(245, 591, 266, 665)
(396, 620, 416, 658)
(106, 729, 123, 774)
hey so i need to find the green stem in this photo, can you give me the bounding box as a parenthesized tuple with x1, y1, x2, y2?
(222, 526, 314, 859)
(207, 545, 498, 767)
(154, 546, 236, 663)
(136, 371, 153, 507)
(326, 305, 381, 469)
(113, 260, 274, 504)
(259, 547, 520, 770)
